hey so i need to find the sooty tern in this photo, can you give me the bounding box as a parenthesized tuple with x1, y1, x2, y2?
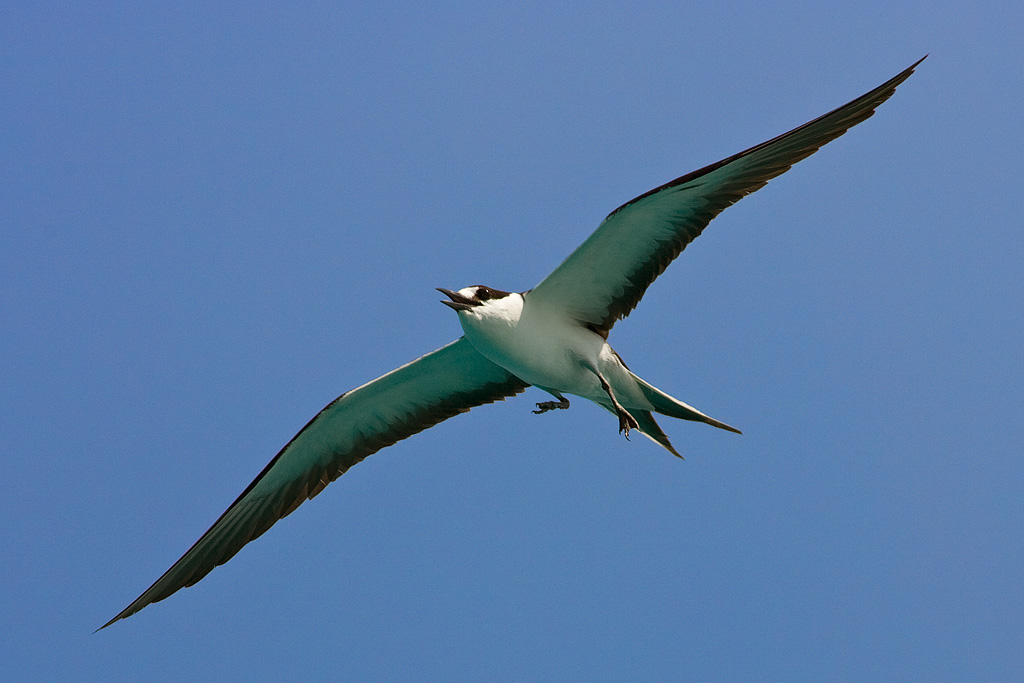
(100, 58, 923, 629)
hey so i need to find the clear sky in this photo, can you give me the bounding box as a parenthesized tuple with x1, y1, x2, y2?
(3, 1, 1021, 681)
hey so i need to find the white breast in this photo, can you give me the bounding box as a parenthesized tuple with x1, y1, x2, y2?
(457, 293, 605, 397)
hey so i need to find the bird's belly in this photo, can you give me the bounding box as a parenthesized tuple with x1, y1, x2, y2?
(460, 316, 603, 397)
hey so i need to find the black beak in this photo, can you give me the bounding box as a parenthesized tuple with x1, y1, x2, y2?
(437, 288, 480, 311)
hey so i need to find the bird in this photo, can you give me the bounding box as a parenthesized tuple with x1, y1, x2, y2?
(99, 57, 924, 630)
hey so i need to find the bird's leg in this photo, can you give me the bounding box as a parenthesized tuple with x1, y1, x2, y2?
(594, 370, 639, 439)
(533, 395, 570, 414)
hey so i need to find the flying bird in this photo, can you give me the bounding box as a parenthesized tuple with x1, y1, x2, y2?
(100, 57, 923, 629)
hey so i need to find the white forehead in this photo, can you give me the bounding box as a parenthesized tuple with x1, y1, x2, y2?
(458, 286, 478, 298)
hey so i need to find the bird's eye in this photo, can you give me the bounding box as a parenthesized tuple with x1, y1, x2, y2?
(476, 287, 491, 300)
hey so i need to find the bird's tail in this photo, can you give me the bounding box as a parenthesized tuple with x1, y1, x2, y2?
(628, 371, 742, 435)
(596, 402, 683, 458)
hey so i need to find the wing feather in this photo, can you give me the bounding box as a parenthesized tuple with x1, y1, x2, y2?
(530, 58, 924, 332)
(99, 337, 527, 629)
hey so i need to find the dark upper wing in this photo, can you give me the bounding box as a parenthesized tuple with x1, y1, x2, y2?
(99, 337, 528, 630)
(529, 57, 924, 334)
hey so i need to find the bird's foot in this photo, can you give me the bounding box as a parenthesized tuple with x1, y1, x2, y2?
(617, 409, 639, 440)
(533, 398, 570, 414)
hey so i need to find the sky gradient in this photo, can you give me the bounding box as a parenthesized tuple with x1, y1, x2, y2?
(3, 2, 1022, 681)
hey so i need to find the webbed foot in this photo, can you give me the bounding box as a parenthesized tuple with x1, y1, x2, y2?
(617, 409, 640, 439)
(533, 397, 571, 414)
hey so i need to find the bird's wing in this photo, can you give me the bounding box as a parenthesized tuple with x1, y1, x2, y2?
(99, 337, 528, 630)
(529, 57, 924, 335)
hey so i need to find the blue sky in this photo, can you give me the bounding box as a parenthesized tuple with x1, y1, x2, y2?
(3, 1, 1021, 681)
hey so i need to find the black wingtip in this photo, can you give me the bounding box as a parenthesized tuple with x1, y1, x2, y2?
(95, 608, 131, 632)
(906, 55, 928, 75)
(896, 55, 928, 82)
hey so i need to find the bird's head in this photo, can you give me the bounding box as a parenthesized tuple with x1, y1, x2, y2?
(436, 286, 514, 312)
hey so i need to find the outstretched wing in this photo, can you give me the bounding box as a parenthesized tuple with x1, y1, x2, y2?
(100, 337, 528, 630)
(529, 57, 924, 334)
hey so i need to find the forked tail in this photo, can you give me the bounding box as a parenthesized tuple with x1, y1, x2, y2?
(629, 372, 742, 435)
(595, 373, 740, 458)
